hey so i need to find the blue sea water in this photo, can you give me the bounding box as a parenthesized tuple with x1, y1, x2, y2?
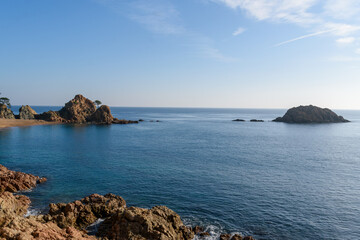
(1, 107, 360, 240)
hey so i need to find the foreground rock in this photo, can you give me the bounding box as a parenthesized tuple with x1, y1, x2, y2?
(0, 164, 47, 194)
(0, 165, 256, 240)
(45, 193, 126, 229)
(0, 166, 93, 240)
(273, 105, 349, 123)
(97, 206, 194, 240)
(0, 104, 15, 119)
(19, 105, 37, 119)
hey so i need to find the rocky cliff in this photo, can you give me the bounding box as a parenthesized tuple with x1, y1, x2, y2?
(273, 105, 349, 123)
(0, 104, 15, 119)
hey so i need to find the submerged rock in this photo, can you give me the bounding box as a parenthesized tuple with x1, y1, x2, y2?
(0, 104, 15, 119)
(232, 119, 245, 122)
(19, 105, 37, 119)
(97, 205, 194, 240)
(273, 105, 349, 123)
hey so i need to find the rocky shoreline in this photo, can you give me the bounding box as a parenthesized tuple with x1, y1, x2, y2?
(0, 165, 255, 240)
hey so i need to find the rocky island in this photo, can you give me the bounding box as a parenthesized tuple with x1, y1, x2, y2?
(273, 105, 349, 123)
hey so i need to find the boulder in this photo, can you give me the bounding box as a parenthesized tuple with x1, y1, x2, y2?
(0, 192, 95, 240)
(0, 104, 15, 119)
(88, 105, 114, 124)
(19, 105, 37, 119)
(220, 234, 231, 240)
(0, 164, 47, 194)
(273, 105, 349, 123)
(231, 234, 243, 240)
(45, 193, 126, 229)
(58, 94, 96, 123)
(36, 110, 65, 122)
(97, 205, 194, 240)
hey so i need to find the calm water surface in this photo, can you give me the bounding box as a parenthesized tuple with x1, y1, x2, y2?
(1, 107, 360, 240)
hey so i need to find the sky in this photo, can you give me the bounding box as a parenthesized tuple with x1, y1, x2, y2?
(1, 0, 360, 109)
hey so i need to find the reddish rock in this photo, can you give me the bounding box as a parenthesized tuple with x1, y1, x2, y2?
(0, 164, 47, 194)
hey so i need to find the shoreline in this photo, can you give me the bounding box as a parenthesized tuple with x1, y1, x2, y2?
(0, 119, 59, 129)
(0, 164, 252, 240)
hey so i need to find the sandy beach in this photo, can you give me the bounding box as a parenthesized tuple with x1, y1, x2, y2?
(0, 119, 57, 129)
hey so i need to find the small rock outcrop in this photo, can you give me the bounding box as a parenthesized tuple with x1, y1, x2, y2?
(97, 205, 194, 240)
(0, 164, 47, 194)
(88, 105, 114, 124)
(250, 119, 264, 122)
(19, 105, 37, 119)
(0, 104, 15, 119)
(45, 193, 126, 229)
(112, 118, 139, 124)
(273, 105, 349, 123)
(232, 119, 245, 122)
(37, 110, 65, 122)
(58, 94, 97, 123)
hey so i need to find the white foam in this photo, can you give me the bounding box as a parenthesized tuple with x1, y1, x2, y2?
(24, 208, 40, 217)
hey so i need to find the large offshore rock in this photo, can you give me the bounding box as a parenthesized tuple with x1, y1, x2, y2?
(0, 104, 14, 119)
(58, 94, 96, 123)
(19, 105, 37, 119)
(273, 105, 349, 123)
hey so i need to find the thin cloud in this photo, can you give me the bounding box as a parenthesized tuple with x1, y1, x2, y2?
(214, 0, 360, 50)
(274, 29, 335, 47)
(233, 27, 246, 36)
(336, 37, 355, 44)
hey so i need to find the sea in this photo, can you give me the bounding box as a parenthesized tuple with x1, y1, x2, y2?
(1, 107, 360, 240)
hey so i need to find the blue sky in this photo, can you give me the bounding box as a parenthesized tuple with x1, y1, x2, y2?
(1, 0, 360, 109)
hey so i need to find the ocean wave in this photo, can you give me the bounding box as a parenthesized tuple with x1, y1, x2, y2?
(24, 208, 40, 217)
